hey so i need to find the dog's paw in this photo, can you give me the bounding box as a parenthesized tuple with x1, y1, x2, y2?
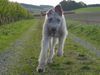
(57, 50, 63, 56)
(37, 66, 45, 73)
(37, 68, 45, 73)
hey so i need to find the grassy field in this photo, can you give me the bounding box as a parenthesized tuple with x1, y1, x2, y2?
(0, 19, 99, 75)
(67, 20, 100, 49)
(74, 7, 100, 13)
(0, 19, 37, 52)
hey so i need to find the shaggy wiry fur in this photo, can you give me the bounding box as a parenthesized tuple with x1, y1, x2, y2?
(37, 5, 68, 72)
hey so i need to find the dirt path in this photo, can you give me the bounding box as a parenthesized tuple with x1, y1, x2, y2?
(69, 33, 100, 57)
(0, 22, 38, 74)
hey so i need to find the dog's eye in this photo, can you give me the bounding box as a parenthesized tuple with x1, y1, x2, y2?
(48, 18, 53, 22)
(56, 19, 60, 22)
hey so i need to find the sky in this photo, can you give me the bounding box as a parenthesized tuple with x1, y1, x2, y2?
(9, 0, 100, 6)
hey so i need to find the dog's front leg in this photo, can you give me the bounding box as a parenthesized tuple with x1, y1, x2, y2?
(57, 35, 66, 56)
(48, 37, 56, 63)
(37, 36, 49, 72)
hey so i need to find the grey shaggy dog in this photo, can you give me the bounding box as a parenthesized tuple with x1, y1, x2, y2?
(37, 5, 68, 72)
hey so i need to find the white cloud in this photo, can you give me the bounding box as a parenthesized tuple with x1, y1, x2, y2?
(9, 0, 61, 6)
(9, 0, 100, 6)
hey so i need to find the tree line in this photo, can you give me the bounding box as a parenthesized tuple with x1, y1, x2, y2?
(60, 0, 87, 11)
(0, 0, 33, 25)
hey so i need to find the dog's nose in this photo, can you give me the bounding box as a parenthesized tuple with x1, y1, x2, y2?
(51, 28, 56, 32)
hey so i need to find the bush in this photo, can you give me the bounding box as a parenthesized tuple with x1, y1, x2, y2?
(0, 0, 33, 25)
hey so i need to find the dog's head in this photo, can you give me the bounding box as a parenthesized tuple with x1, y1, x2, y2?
(46, 5, 63, 35)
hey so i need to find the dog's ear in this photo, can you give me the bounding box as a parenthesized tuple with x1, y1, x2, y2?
(47, 9, 53, 16)
(55, 4, 63, 16)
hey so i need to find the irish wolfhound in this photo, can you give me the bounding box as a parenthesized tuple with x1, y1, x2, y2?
(37, 5, 68, 72)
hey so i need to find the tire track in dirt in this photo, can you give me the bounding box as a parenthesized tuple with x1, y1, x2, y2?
(69, 33, 100, 57)
(0, 21, 38, 74)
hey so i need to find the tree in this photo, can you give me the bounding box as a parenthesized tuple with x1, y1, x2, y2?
(60, 0, 87, 11)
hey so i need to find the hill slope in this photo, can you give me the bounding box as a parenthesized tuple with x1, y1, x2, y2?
(21, 3, 53, 13)
(74, 7, 100, 13)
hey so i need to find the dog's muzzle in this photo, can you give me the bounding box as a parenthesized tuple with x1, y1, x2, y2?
(51, 28, 56, 33)
(48, 27, 57, 36)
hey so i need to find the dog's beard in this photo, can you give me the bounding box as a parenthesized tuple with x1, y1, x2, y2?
(48, 28, 55, 36)
(47, 26, 60, 37)
(49, 30, 56, 36)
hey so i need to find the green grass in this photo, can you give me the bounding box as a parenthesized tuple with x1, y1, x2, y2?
(74, 7, 100, 13)
(5, 19, 100, 75)
(0, 19, 37, 52)
(2, 19, 100, 75)
(67, 20, 100, 49)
